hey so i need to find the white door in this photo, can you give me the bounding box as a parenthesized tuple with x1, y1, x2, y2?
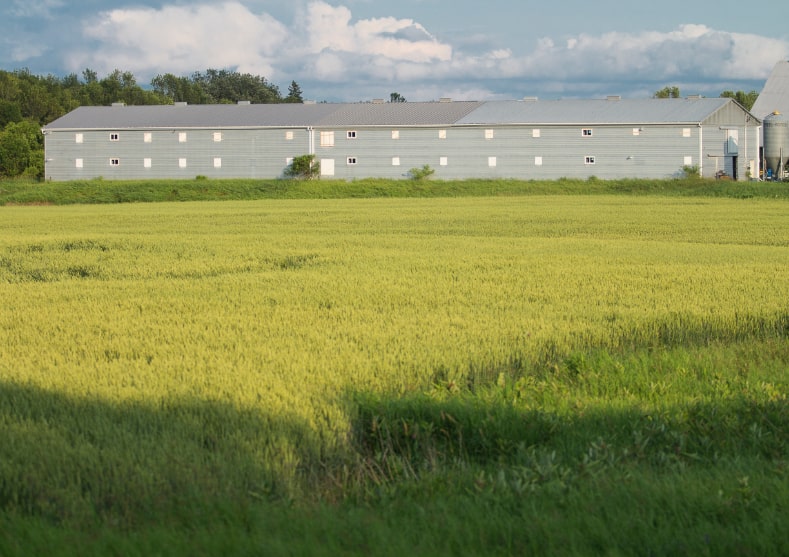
(321, 158, 335, 177)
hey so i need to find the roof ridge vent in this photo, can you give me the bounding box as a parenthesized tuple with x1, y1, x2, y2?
(372, 98, 385, 104)
(174, 101, 187, 107)
(237, 100, 251, 105)
(522, 96, 538, 102)
(439, 97, 452, 103)
(606, 95, 621, 101)
(111, 102, 126, 107)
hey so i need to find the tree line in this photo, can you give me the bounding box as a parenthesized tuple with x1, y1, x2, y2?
(0, 68, 763, 180)
(654, 85, 759, 109)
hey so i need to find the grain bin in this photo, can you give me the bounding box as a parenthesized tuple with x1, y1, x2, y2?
(763, 111, 789, 179)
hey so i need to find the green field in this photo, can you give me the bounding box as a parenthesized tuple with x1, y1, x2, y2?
(1, 194, 788, 556)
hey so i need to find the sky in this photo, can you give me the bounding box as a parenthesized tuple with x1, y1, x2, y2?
(3, 0, 788, 102)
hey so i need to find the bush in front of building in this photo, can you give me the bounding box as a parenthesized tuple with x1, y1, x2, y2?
(408, 164, 435, 181)
(284, 154, 320, 180)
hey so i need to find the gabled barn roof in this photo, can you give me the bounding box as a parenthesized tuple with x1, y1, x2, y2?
(751, 60, 789, 121)
(457, 98, 741, 126)
(44, 103, 341, 130)
(43, 97, 751, 131)
(43, 101, 483, 130)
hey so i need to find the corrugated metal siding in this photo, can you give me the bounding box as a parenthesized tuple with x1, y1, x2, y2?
(311, 124, 709, 181)
(320, 125, 705, 180)
(45, 128, 313, 180)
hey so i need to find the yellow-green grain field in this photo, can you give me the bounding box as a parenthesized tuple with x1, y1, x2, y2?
(1, 194, 788, 555)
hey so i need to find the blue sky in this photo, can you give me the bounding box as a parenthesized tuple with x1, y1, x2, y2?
(3, 0, 788, 102)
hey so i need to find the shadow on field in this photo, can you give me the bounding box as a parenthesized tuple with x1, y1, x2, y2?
(0, 380, 319, 529)
(2, 375, 788, 531)
(347, 386, 789, 492)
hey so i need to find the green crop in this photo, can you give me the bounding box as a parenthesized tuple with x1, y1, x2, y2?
(1, 195, 787, 555)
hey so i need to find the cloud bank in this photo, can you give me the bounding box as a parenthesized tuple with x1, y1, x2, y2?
(7, 0, 789, 101)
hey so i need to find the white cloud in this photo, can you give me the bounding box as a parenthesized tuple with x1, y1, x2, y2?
(75, 2, 288, 77)
(299, 1, 451, 65)
(46, 1, 789, 101)
(442, 24, 788, 95)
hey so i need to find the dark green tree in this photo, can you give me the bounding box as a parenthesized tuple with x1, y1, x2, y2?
(151, 73, 212, 104)
(0, 100, 23, 127)
(285, 81, 304, 103)
(389, 92, 406, 103)
(654, 86, 680, 99)
(720, 90, 759, 111)
(0, 120, 44, 178)
(192, 69, 282, 104)
(82, 68, 98, 84)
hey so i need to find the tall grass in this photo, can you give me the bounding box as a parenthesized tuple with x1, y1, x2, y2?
(1, 195, 787, 555)
(2, 176, 789, 205)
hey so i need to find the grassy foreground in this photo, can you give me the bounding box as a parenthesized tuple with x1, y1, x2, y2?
(1, 194, 788, 555)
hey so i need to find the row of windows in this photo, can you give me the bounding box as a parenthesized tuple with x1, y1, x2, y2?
(78, 132, 225, 144)
(79, 128, 696, 144)
(346, 155, 695, 167)
(84, 155, 693, 169)
(80, 157, 224, 169)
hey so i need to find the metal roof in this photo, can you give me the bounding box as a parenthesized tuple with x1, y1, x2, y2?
(751, 60, 789, 121)
(43, 97, 742, 131)
(313, 101, 483, 126)
(456, 98, 736, 126)
(44, 101, 484, 131)
(43, 103, 341, 130)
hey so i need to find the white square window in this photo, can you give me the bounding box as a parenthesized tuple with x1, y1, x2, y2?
(144, 132, 152, 143)
(178, 132, 187, 143)
(582, 129, 593, 137)
(320, 131, 335, 147)
(439, 156, 448, 166)
(392, 156, 401, 166)
(438, 129, 447, 139)
(143, 158, 152, 168)
(584, 156, 596, 165)
(534, 156, 543, 166)
(110, 133, 119, 141)
(485, 129, 494, 140)
(682, 128, 691, 138)
(110, 158, 120, 166)
(75, 133, 84, 144)
(532, 129, 541, 138)
(391, 130, 400, 140)
(347, 157, 358, 165)
(346, 131, 357, 139)
(213, 132, 222, 142)
(684, 156, 693, 166)
(75, 158, 83, 168)
(285, 131, 294, 141)
(488, 156, 497, 167)
(213, 157, 222, 168)
(179, 158, 187, 168)
(632, 128, 641, 136)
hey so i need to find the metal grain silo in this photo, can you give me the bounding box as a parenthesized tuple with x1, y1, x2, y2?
(763, 111, 789, 179)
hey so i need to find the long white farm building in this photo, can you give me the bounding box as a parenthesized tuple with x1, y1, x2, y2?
(42, 96, 760, 182)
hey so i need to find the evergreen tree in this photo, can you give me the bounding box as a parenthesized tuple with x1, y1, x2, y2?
(285, 81, 304, 103)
